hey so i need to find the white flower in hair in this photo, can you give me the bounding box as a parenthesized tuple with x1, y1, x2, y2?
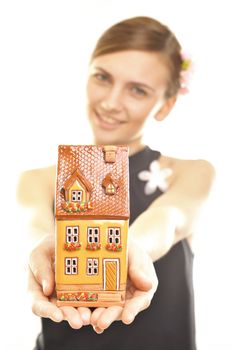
(138, 160, 173, 195)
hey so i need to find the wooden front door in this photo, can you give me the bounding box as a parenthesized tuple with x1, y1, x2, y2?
(104, 259, 119, 291)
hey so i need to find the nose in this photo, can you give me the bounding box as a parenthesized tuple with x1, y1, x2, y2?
(100, 86, 123, 113)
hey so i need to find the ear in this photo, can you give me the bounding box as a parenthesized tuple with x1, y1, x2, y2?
(154, 95, 177, 121)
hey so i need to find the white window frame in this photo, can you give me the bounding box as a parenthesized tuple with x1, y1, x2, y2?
(71, 190, 82, 202)
(66, 226, 79, 243)
(65, 257, 78, 275)
(87, 258, 99, 275)
(108, 228, 121, 244)
(87, 227, 100, 243)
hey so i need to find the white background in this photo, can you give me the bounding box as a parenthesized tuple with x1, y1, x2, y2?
(1, 0, 233, 349)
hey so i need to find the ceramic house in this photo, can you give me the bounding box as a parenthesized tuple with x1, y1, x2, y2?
(55, 145, 129, 307)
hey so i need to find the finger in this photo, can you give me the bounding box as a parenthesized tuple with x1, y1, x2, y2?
(128, 252, 157, 291)
(129, 269, 153, 291)
(128, 243, 154, 291)
(32, 298, 63, 322)
(60, 306, 83, 329)
(121, 293, 151, 325)
(28, 269, 63, 322)
(96, 306, 123, 330)
(77, 307, 92, 325)
(93, 325, 104, 334)
(90, 307, 106, 326)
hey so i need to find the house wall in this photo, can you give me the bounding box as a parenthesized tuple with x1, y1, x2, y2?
(55, 219, 128, 288)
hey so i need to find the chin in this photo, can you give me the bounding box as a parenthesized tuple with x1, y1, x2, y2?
(91, 128, 123, 146)
(95, 136, 123, 146)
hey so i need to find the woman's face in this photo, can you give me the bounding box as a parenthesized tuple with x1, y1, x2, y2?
(86, 50, 170, 147)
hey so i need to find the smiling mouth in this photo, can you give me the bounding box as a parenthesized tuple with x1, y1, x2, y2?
(94, 110, 126, 130)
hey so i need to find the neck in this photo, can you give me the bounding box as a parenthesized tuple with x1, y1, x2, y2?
(93, 136, 146, 157)
(127, 137, 146, 156)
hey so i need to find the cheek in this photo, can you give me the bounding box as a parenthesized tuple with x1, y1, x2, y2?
(86, 82, 97, 106)
(87, 82, 105, 106)
(127, 100, 155, 123)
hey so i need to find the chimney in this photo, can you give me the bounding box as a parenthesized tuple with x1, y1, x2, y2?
(103, 145, 117, 163)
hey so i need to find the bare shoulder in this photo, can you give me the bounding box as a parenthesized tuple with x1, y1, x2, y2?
(17, 165, 56, 206)
(159, 155, 215, 173)
(159, 155, 215, 188)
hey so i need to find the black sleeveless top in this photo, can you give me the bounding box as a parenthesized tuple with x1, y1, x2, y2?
(35, 146, 196, 350)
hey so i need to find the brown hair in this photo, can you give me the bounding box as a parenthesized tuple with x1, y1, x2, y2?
(91, 16, 183, 98)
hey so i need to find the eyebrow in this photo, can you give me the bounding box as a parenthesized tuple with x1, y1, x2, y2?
(93, 66, 156, 93)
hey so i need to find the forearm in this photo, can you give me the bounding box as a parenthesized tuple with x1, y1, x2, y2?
(16, 166, 56, 242)
(30, 207, 55, 237)
(129, 206, 185, 262)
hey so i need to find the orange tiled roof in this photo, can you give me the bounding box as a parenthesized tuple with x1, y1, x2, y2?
(62, 168, 93, 193)
(56, 145, 129, 219)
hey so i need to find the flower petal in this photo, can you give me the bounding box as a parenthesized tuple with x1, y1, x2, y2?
(138, 170, 151, 181)
(144, 182, 158, 195)
(158, 180, 169, 192)
(149, 160, 160, 173)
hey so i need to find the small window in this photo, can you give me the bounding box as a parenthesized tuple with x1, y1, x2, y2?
(106, 183, 115, 194)
(65, 258, 78, 275)
(107, 228, 121, 244)
(87, 227, 100, 244)
(66, 226, 79, 243)
(87, 259, 99, 275)
(71, 190, 82, 202)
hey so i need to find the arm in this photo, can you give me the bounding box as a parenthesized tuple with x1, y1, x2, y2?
(18, 166, 90, 326)
(17, 165, 56, 239)
(17, 166, 66, 323)
(130, 159, 215, 261)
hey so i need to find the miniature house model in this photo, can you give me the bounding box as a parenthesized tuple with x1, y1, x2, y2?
(55, 145, 129, 307)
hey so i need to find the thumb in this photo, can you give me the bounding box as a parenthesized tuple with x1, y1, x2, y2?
(29, 243, 55, 296)
(128, 265, 153, 291)
(128, 243, 153, 291)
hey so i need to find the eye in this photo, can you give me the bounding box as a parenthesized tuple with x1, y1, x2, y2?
(131, 86, 147, 97)
(94, 73, 109, 82)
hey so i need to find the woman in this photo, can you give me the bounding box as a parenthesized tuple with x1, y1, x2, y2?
(18, 16, 215, 350)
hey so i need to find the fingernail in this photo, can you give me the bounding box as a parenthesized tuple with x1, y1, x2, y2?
(82, 314, 90, 325)
(54, 311, 63, 322)
(124, 313, 135, 325)
(127, 315, 135, 324)
(139, 273, 152, 286)
(93, 325, 104, 334)
(42, 280, 48, 293)
(127, 316, 135, 324)
(139, 272, 149, 280)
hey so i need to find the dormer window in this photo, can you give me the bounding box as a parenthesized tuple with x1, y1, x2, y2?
(102, 173, 119, 196)
(106, 183, 115, 195)
(61, 168, 93, 203)
(71, 190, 82, 202)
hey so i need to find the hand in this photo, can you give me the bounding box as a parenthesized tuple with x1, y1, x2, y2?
(28, 235, 158, 331)
(91, 239, 158, 333)
(28, 234, 91, 328)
